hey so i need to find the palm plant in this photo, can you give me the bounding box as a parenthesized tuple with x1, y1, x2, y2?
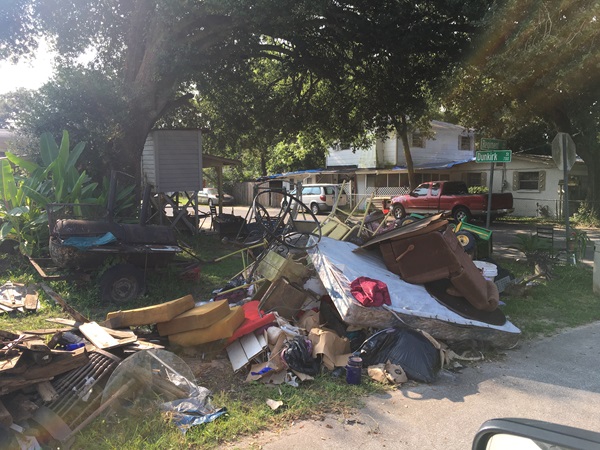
(511, 233, 556, 276)
(0, 131, 100, 256)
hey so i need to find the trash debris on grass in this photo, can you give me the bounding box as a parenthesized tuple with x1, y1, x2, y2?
(1, 208, 526, 445)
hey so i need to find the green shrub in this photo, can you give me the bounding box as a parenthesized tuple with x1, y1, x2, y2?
(0, 131, 101, 255)
(468, 185, 488, 194)
(571, 201, 600, 228)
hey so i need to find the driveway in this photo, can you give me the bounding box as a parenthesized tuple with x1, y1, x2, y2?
(230, 322, 600, 449)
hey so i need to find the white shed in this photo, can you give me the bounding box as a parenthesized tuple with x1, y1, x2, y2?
(142, 129, 203, 192)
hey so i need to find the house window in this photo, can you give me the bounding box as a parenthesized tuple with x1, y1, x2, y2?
(459, 135, 471, 151)
(518, 172, 541, 190)
(412, 132, 425, 148)
(466, 172, 483, 187)
(400, 173, 410, 187)
(366, 174, 376, 187)
(388, 174, 400, 187)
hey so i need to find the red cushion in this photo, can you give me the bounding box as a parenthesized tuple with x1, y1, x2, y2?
(227, 300, 276, 344)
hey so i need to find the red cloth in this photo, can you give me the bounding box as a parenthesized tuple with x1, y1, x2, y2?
(350, 277, 391, 307)
(226, 300, 276, 344)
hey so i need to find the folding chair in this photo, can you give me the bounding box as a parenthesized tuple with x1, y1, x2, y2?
(209, 204, 218, 231)
(536, 225, 554, 251)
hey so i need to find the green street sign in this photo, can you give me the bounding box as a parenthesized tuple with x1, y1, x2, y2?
(481, 138, 507, 150)
(476, 150, 512, 163)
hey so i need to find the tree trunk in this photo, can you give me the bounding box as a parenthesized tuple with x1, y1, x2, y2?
(398, 115, 416, 190)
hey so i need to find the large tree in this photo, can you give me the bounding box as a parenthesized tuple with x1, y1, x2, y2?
(447, 0, 600, 209)
(1, 0, 494, 191)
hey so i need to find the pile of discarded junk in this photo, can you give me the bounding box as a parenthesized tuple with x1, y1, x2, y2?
(0, 188, 521, 448)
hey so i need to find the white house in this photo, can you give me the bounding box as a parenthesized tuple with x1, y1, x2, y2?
(258, 121, 588, 218)
(326, 120, 475, 169)
(454, 154, 588, 218)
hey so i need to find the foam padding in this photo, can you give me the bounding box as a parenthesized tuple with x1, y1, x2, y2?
(106, 295, 195, 327)
(168, 306, 245, 346)
(157, 300, 231, 336)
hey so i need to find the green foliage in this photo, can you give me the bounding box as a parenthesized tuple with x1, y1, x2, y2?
(0, 131, 101, 256)
(446, 0, 600, 208)
(510, 233, 555, 272)
(468, 185, 488, 194)
(569, 228, 592, 264)
(572, 201, 600, 228)
(502, 263, 599, 339)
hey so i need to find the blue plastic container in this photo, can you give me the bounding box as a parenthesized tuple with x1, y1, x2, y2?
(346, 356, 363, 385)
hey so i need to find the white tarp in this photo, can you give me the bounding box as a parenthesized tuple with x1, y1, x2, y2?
(308, 237, 520, 342)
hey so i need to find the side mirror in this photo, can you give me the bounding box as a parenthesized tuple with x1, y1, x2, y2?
(473, 418, 600, 450)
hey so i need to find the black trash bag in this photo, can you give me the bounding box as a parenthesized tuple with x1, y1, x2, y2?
(282, 336, 320, 376)
(358, 327, 440, 383)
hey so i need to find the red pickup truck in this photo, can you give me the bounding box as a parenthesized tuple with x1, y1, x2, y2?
(389, 181, 514, 222)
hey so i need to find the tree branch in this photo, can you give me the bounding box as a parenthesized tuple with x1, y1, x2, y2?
(157, 93, 195, 119)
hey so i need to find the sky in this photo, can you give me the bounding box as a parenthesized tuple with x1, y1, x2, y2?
(0, 40, 54, 94)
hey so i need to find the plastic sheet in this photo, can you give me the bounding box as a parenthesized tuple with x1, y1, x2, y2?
(160, 387, 227, 434)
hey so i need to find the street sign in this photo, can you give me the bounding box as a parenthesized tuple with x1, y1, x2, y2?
(475, 150, 512, 163)
(551, 132, 576, 171)
(480, 138, 507, 150)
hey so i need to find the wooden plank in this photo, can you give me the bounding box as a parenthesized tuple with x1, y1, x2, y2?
(124, 340, 164, 351)
(24, 287, 39, 311)
(21, 328, 72, 335)
(40, 283, 89, 324)
(0, 299, 23, 309)
(46, 318, 79, 327)
(36, 381, 58, 402)
(79, 322, 119, 349)
(46, 318, 135, 339)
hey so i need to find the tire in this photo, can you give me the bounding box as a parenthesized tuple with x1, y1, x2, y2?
(455, 231, 476, 252)
(392, 204, 406, 220)
(310, 203, 320, 216)
(453, 206, 471, 223)
(100, 263, 146, 304)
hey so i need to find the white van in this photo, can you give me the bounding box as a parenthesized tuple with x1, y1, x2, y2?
(282, 183, 348, 215)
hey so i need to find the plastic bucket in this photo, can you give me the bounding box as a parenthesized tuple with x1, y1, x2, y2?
(473, 261, 498, 282)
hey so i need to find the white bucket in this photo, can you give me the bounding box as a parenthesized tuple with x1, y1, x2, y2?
(473, 261, 498, 282)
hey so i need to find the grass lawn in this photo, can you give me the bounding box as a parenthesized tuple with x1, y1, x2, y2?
(0, 232, 598, 448)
